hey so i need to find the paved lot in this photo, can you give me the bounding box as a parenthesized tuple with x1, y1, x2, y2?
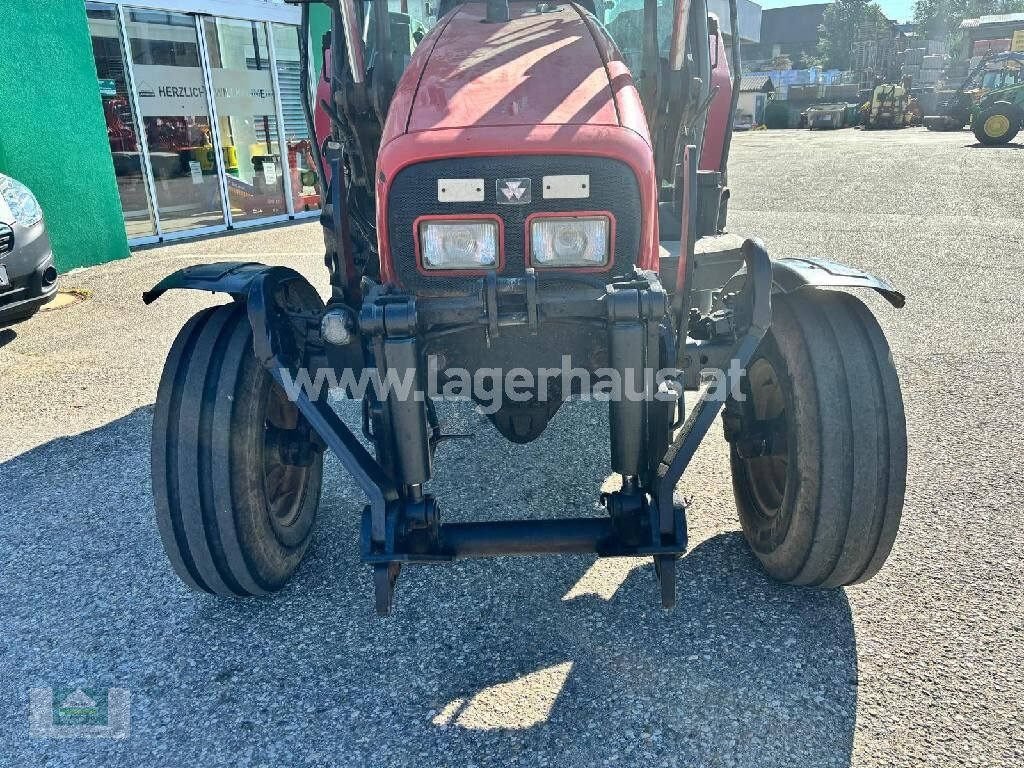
(2, 127, 1022, 766)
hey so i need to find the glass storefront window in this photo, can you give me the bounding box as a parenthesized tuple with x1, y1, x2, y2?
(203, 17, 289, 223)
(86, 2, 156, 239)
(88, 5, 314, 242)
(125, 9, 226, 234)
(272, 23, 321, 212)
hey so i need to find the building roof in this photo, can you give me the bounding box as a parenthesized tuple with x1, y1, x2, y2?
(961, 13, 1024, 29)
(759, 4, 829, 46)
(740, 75, 776, 92)
(708, 0, 763, 43)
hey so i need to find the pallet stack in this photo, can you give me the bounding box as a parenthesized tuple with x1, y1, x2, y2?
(851, 20, 901, 87)
(901, 47, 924, 85)
(918, 54, 947, 86)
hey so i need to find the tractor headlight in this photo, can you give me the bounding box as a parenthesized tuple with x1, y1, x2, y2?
(0, 174, 43, 228)
(418, 218, 499, 270)
(529, 215, 610, 268)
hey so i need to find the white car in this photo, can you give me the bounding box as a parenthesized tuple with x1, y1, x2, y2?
(0, 173, 57, 324)
(733, 112, 754, 131)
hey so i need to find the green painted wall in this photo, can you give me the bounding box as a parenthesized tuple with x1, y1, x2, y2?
(310, 5, 332, 82)
(0, 0, 130, 271)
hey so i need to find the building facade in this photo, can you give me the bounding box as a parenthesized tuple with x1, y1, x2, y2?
(960, 13, 1024, 58)
(85, 1, 328, 248)
(0, 0, 330, 271)
(741, 3, 828, 71)
(737, 74, 774, 125)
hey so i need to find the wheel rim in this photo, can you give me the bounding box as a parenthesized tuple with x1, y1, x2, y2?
(743, 358, 789, 517)
(985, 114, 1010, 138)
(262, 385, 314, 536)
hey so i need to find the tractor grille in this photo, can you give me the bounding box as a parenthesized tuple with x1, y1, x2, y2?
(0, 225, 12, 255)
(386, 155, 643, 295)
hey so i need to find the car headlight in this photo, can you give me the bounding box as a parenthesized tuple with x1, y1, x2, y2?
(529, 215, 610, 268)
(0, 174, 43, 228)
(419, 218, 499, 270)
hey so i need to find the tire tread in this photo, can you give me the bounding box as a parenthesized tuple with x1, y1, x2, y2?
(151, 303, 321, 596)
(731, 289, 906, 588)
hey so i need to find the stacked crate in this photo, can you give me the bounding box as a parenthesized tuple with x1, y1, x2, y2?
(901, 47, 924, 86)
(972, 39, 1011, 57)
(917, 54, 946, 87)
(941, 59, 972, 90)
(823, 83, 861, 101)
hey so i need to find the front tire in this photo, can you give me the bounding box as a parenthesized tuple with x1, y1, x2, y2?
(729, 290, 906, 587)
(152, 303, 323, 596)
(973, 102, 1021, 146)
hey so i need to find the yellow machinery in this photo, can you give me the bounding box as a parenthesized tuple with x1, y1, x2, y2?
(864, 82, 909, 129)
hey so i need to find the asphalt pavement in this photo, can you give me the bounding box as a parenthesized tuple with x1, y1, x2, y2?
(1, 127, 1021, 766)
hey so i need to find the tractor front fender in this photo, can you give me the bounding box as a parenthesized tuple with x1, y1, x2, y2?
(143, 261, 320, 307)
(770, 257, 905, 308)
(143, 261, 325, 366)
(146, 262, 395, 566)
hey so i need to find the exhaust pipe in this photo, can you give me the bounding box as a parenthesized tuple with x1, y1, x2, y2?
(485, 0, 509, 23)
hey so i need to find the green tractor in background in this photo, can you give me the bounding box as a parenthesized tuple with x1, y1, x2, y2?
(973, 81, 1024, 145)
(924, 52, 1024, 138)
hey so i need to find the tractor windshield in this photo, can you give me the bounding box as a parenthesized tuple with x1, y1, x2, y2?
(602, 0, 676, 72)
(361, 1, 684, 81)
(981, 65, 1022, 91)
(363, 1, 434, 80)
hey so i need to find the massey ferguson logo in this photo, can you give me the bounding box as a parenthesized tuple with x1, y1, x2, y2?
(497, 178, 531, 204)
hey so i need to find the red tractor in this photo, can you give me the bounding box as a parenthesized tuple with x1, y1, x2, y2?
(144, 0, 907, 614)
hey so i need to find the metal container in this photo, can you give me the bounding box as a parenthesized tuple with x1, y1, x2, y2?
(807, 103, 846, 129)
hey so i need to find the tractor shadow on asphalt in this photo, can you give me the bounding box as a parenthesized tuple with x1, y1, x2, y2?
(395, 534, 860, 767)
(964, 142, 1024, 149)
(1, 402, 857, 767)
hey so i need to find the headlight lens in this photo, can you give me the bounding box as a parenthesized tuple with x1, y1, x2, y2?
(0, 174, 43, 228)
(419, 219, 499, 270)
(530, 216, 610, 267)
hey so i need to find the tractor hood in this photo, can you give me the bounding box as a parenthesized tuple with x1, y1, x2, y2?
(395, 3, 621, 135)
(376, 3, 659, 286)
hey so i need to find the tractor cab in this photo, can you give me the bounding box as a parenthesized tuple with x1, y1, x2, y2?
(143, 0, 908, 615)
(968, 54, 1024, 94)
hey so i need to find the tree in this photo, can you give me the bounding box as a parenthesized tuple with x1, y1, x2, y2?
(914, 0, 1024, 41)
(799, 50, 827, 69)
(770, 54, 793, 92)
(913, 0, 959, 40)
(817, 0, 887, 71)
